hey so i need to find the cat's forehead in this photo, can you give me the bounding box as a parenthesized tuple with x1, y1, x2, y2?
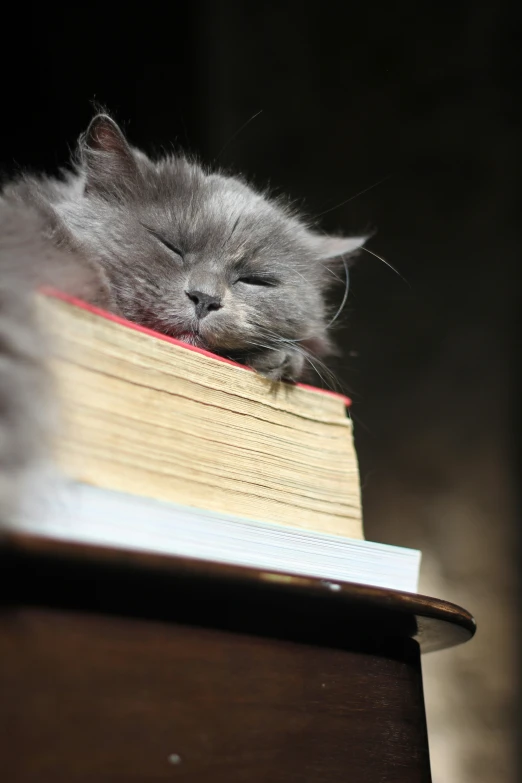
(182, 170, 268, 222)
(200, 176, 262, 220)
(148, 165, 297, 253)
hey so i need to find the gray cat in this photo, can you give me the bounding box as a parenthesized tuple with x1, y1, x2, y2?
(0, 114, 365, 524)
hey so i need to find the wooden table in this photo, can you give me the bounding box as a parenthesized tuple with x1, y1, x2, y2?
(0, 534, 475, 782)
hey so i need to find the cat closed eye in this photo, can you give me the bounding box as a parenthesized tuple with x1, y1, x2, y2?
(144, 226, 184, 259)
(236, 275, 278, 287)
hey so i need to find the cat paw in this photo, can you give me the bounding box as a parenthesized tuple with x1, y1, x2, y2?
(248, 348, 305, 383)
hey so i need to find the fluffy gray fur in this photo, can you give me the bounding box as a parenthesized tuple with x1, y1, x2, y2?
(0, 114, 366, 524)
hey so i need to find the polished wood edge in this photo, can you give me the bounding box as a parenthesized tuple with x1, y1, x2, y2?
(0, 531, 476, 652)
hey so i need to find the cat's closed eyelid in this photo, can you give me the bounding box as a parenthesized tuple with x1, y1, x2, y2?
(232, 262, 280, 287)
(142, 225, 184, 260)
(235, 275, 279, 287)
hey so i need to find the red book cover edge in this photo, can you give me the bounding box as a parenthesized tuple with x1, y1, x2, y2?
(41, 287, 352, 407)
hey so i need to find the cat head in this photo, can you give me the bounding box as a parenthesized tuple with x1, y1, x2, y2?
(57, 114, 367, 366)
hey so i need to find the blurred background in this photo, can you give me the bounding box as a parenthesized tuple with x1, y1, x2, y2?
(2, 2, 519, 781)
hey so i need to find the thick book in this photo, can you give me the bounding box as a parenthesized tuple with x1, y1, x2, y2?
(38, 290, 363, 538)
(7, 290, 421, 592)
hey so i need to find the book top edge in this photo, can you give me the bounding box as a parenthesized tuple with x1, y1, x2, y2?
(40, 287, 352, 408)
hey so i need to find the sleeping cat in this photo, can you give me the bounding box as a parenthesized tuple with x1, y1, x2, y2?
(0, 113, 365, 525)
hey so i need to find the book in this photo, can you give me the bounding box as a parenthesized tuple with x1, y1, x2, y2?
(15, 481, 421, 593)
(38, 290, 363, 539)
(6, 290, 421, 593)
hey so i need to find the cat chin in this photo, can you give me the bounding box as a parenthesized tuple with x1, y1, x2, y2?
(176, 331, 206, 348)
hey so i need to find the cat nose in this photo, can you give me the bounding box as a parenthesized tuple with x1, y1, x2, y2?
(185, 289, 223, 319)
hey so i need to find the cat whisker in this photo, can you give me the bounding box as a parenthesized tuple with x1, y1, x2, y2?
(216, 110, 263, 160)
(244, 334, 342, 392)
(248, 321, 300, 341)
(262, 260, 310, 285)
(300, 352, 341, 392)
(251, 327, 305, 345)
(360, 246, 411, 287)
(315, 173, 393, 218)
(326, 256, 350, 328)
(318, 263, 344, 283)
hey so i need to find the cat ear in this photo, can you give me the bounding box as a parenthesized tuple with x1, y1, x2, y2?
(86, 114, 132, 155)
(309, 234, 368, 261)
(82, 114, 138, 194)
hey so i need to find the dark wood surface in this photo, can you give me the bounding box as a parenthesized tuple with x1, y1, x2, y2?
(0, 532, 475, 653)
(0, 534, 476, 782)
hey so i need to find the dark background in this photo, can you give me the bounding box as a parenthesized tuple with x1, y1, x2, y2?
(2, 3, 520, 781)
